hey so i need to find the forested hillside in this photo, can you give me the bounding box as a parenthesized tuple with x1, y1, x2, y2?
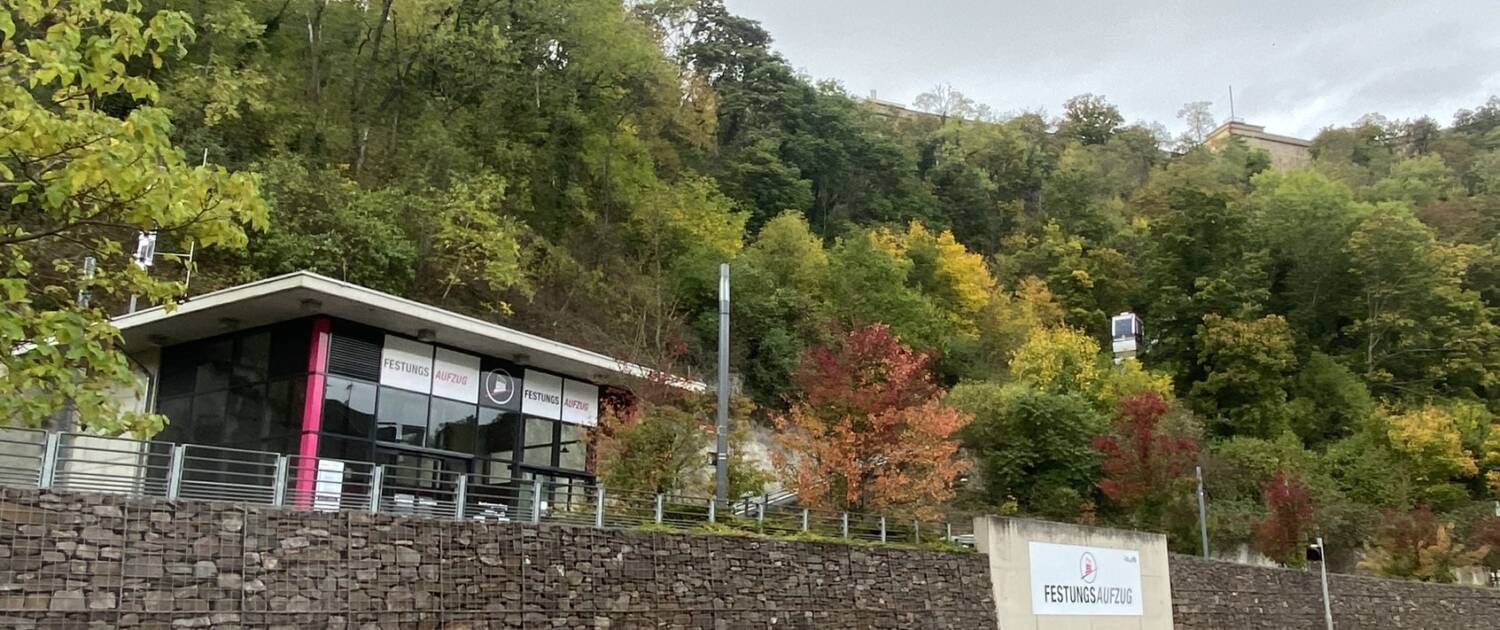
(10, 0, 1500, 577)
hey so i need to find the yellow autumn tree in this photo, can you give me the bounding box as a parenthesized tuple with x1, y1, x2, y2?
(1009, 326, 1103, 395)
(1387, 406, 1480, 485)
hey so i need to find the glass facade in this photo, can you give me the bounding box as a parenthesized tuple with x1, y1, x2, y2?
(154, 320, 311, 454)
(153, 317, 596, 484)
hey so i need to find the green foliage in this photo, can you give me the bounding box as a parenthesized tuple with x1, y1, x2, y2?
(1190, 315, 1298, 438)
(951, 381, 1105, 518)
(1287, 352, 1375, 446)
(1346, 204, 1498, 393)
(2, 0, 266, 433)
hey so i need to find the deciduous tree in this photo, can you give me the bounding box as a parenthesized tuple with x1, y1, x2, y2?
(771, 324, 970, 517)
(1094, 393, 1200, 532)
(1251, 472, 1317, 566)
(1, 0, 267, 433)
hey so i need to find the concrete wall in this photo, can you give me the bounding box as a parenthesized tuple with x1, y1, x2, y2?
(1171, 554, 1500, 630)
(974, 516, 1174, 630)
(0, 487, 997, 629)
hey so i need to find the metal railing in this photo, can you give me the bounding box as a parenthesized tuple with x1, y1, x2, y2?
(0, 428, 973, 547)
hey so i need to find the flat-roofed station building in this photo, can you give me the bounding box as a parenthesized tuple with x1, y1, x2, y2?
(97, 271, 700, 507)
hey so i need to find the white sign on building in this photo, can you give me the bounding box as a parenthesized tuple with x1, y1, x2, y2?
(1029, 541, 1144, 616)
(522, 369, 564, 419)
(380, 335, 434, 394)
(561, 379, 600, 427)
(432, 347, 481, 403)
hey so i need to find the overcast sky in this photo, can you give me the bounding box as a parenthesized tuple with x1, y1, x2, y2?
(722, 0, 1500, 139)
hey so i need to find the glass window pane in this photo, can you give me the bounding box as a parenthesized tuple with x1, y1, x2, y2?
(319, 435, 373, 462)
(474, 457, 513, 485)
(158, 358, 196, 398)
(226, 386, 268, 448)
(190, 391, 228, 445)
(429, 398, 477, 453)
(558, 424, 587, 471)
(155, 396, 193, 443)
(477, 409, 519, 463)
(377, 387, 428, 446)
(233, 331, 271, 387)
(266, 377, 307, 444)
(523, 417, 556, 467)
(194, 339, 232, 393)
(323, 377, 376, 438)
(269, 321, 311, 378)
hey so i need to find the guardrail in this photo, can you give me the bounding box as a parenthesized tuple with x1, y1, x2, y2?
(0, 427, 973, 547)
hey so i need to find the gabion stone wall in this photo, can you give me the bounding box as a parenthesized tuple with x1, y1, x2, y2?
(0, 488, 997, 629)
(1171, 554, 1500, 630)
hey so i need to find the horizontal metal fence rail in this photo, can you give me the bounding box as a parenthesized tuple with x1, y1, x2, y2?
(0, 429, 973, 547)
(0, 427, 47, 489)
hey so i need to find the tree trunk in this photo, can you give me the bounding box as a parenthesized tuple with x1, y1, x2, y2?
(306, 0, 327, 105)
(351, 0, 396, 179)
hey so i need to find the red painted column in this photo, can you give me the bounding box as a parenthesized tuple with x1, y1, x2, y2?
(294, 317, 331, 506)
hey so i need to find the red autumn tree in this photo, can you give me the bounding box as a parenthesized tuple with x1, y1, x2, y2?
(1251, 472, 1317, 566)
(1092, 392, 1200, 531)
(1468, 516, 1500, 571)
(771, 324, 971, 517)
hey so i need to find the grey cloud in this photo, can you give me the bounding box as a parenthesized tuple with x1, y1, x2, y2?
(725, 0, 1500, 138)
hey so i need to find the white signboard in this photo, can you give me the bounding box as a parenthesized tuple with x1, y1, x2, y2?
(432, 348, 481, 403)
(522, 370, 563, 419)
(380, 335, 433, 394)
(1029, 542, 1143, 616)
(561, 379, 599, 427)
(314, 459, 345, 512)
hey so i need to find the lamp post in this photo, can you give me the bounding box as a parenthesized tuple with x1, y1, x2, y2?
(1196, 465, 1209, 558)
(1310, 537, 1334, 630)
(714, 263, 730, 504)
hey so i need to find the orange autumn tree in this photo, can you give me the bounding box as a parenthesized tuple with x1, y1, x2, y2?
(772, 324, 971, 517)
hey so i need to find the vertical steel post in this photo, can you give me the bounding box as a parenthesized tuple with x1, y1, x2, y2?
(166, 445, 186, 500)
(879, 516, 887, 543)
(271, 455, 289, 507)
(38, 432, 61, 490)
(801, 508, 810, 533)
(1317, 537, 1335, 630)
(454, 474, 468, 521)
(655, 494, 664, 524)
(841, 513, 849, 538)
(530, 480, 543, 524)
(714, 263, 730, 504)
(708, 498, 717, 524)
(1196, 465, 1210, 558)
(946, 523, 953, 544)
(913, 520, 920, 544)
(595, 486, 606, 529)
(756, 502, 764, 530)
(369, 466, 384, 514)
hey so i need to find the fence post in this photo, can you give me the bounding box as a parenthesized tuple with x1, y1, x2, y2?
(38, 431, 61, 490)
(454, 474, 468, 521)
(841, 512, 849, 538)
(271, 455, 289, 507)
(166, 444, 186, 500)
(369, 465, 385, 513)
(595, 486, 606, 529)
(946, 522, 953, 544)
(654, 494, 664, 524)
(530, 480, 543, 524)
(708, 498, 717, 524)
(801, 508, 809, 533)
(756, 502, 764, 531)
(913, 520, 920, 544)
(879, 516, 887, 544)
